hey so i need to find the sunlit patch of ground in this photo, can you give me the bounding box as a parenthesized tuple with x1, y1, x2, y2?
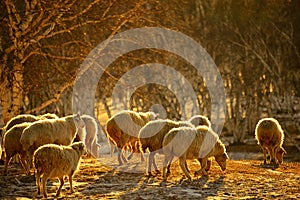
(0, 155, 300, 199)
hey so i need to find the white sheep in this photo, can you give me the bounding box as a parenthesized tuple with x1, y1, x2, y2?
(2, 122, 32, 175)
(138, 119, 193, 175)
(33, 141, 86, 198)
(189, 115, 211, 128)
(74, 114, 100, 158)
(255, 117, 287, 165)
(20, 114, 85, 168)
(162, 126, 228, 180)
(105, 110, 157, 165)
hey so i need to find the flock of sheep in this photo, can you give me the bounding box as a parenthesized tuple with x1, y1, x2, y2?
(0, 110, 287, 198)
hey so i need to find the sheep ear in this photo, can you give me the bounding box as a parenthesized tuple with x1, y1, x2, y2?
(224, 152, 229, 159)
(80, 142, 85, 150)
(282, 147, 287, 154)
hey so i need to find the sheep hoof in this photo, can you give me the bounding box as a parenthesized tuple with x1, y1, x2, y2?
(194, 171, 202, 177)
(166, 170, 171, 177)
(154, 170, 161, 175)
(146, 172, 153, 177)
(272, 163, 279, 169)
(160, 181, 167, 186)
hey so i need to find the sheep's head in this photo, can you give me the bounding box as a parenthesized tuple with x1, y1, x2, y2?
(74, 114, 85, 129)
(72, 141, 87, 156)
(276, 147, 287, 164)
(148, 111, 159, 121)
(189, 115, 211, 128)
(215, 152, 229, 171)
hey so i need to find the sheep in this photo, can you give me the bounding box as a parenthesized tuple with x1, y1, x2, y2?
(255, 117, 287, 165)
(0, 113, 57, 164)
(37, 113, 59, 120)
(189, 115, 211, 128)
(2, 122, 32, 175)
(105, 110, 157, 165)
(1, 113, 58, 144)
(74, 115, 100, 158)
(138, 119, 194, 175)
(2, 114, 38, 134)
(33, 141, 86, 198)
(162, 126, 228, 180)
(20, 114, 85, 169)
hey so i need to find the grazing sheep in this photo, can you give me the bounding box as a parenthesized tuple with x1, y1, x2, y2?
(20, 114, 85, 168)
(106, 110, 157, 165)
(33, 142, 86, 198)
(74, 115, 100, 158)
(139, 119, 193, 175)
(162, 126, 228, 180)
(2, 122, 32, 175)
(189, 115, 211, 128)
(255, 118, 287, 165)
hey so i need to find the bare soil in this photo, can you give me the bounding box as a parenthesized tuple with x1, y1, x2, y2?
(0, 154, 300, 200)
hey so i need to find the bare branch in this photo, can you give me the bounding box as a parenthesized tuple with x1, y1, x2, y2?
(26, 81, 74, 114)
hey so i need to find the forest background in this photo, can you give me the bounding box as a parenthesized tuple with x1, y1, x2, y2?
(1, 0, 300, 145)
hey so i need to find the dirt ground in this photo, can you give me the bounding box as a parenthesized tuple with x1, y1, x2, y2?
(0, 153, 299, 200)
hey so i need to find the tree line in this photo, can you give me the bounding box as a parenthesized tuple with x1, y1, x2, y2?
(1, 0, 299, 144)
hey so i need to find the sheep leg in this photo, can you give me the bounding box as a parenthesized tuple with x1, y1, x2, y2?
(27, 147, 35, 169)
(166, 155, 174, 176)
(261, 147, 268, 165)
(163, 154, 173, 180)
(110, 142, 115, 158)
(140, 152, 145, 162)
(4, 155, 11, 176)
(68, 175, 74, 193)
(185, 161, 190, 173)
(270, 146, 277, 165)
(41, 176, 48, 198)
(195, 158, 208, 177)
(19, 154, 29, 175)
(151, 152, 160, 174)
(87, 138, 93, 157)
(56, 176, 64, 197)
(116, 147, 124, 165)
(179, 156, 191, 179)
(35, 171, 41, 195)
(91, 140, 99, 158)
(120, 148, 128, 164)
(147, 152, 154, 176)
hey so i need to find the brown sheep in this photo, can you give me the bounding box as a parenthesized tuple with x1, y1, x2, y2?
(2, 122, 32, 175)
(255, 118, 287, 165)
(162, 126, 228, 180)
(106, 110, 157, 165)
(33, 142, 86, 198)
